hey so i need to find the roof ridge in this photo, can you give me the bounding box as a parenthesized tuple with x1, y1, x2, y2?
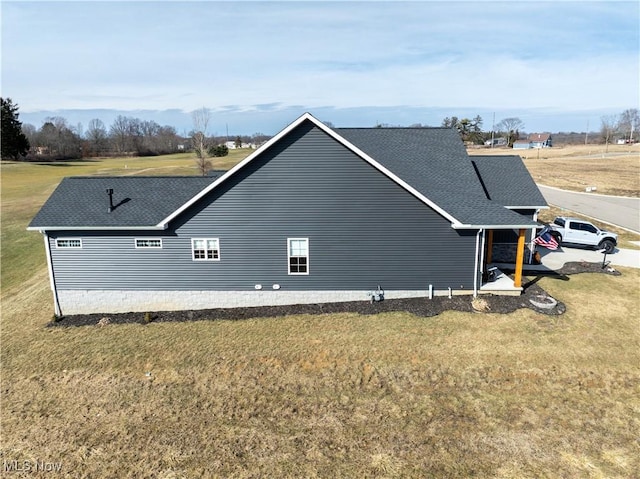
(335, 126, 453, 131)
(64, 175, 220, 179)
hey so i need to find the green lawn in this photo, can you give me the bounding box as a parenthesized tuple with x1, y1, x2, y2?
(0, 150, 251, 292)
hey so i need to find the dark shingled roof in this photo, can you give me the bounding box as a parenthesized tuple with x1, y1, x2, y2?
(471, 155, 547, 208)
(336, 128, 539, 227)
(28, 176, 218, 229)
(29, 115, 543, 231)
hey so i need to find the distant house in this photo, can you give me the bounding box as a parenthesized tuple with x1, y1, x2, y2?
(29, 113, 547, 316)
(512, 133, 552, 149)
(224, 141, 254, 149)
(528, 133, 552, 148)
(34, 146, 50, 156)
(484, 137, 507, 147)
(512, 139, 531, 150)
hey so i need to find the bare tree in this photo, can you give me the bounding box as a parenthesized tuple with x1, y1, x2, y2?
(495, 117, 525, 147)
(618, 108, 639, 143)
(251, 132, 270, 146)
(109, 115, 130, 154)
(600, 115, 618, 152)
(86, 118, 108, 156)
(191, 107, 212, 176)
(21, 123, 38, 149)
(156, 125, 180, 153)
(138, 120, 160, 155)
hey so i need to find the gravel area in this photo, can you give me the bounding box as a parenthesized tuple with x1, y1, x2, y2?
(49, 262, 620, 328)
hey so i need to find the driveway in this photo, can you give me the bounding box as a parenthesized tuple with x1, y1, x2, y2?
(538, 185, 640, 233)
(538, 245, 640, 270)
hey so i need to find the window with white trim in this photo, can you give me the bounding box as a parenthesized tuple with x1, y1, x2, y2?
(192, 238, 220, 261)
(288, 238, 309, 274)
(55, 238, 82, 249)
(135, 238, 162, 249)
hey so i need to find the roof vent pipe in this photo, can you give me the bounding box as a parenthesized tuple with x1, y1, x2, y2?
(106, 188, 114, 213)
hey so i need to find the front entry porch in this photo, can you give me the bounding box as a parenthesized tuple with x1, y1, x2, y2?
(480, 228, 530, 295)
(479, 266, 523, 296)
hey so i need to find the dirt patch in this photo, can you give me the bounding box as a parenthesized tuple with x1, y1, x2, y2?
(49, 262, 620, 328)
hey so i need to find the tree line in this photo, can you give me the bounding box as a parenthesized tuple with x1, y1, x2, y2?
(0, 98, 268, 162)
(19, 113, 186, 160)
(2, 97, 638, 162)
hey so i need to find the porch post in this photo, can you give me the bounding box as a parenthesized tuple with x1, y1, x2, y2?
(486, 230, 494, 264)
(514, 228, 526, 288)
(528, 209, 540, 264)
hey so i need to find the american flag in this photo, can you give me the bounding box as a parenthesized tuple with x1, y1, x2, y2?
(534, 227, 559, 250)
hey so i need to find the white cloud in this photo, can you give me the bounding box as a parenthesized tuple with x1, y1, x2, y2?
(3, 1, 638, 123)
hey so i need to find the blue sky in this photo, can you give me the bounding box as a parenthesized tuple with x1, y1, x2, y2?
(2, 1, 639, 135)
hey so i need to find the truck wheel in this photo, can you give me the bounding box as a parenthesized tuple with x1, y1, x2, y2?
(599, 240, 615, 254)
(551, 232, 562, 244)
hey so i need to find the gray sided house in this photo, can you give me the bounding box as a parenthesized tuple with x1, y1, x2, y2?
(29, 113, 547, 315)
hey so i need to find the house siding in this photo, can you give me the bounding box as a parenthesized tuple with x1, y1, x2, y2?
(49, 121, 479, 297)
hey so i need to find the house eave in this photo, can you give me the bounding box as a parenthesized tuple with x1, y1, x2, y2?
(504, 205, 549, 210)
(452, 223, 539, 230)
(27, 225, 166, 232)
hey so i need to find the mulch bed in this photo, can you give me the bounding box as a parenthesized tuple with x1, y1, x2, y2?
(48, 262, 621, 328)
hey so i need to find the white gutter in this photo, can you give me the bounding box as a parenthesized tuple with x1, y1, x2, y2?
(27, 225, 166, 232)
(479, 227, 486, 278)
(473, 229, 483, 298)
(453, 223, 538, 230)
(504, 205, 549, 210)
(43, 232, 62, 317)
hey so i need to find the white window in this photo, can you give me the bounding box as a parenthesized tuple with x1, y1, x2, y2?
(192, 238, 220, 261)
(55, 238, 82, 249)
(288, 238, 309, 275)
(135, 238, 162, 249)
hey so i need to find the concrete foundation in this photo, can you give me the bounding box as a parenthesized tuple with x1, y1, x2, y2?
(56, 288, 478, 315)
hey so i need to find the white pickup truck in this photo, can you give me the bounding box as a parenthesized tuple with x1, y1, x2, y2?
(548, 216, 618, 253)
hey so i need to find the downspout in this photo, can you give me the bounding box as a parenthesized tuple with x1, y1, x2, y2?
(528, 209, 540, 264)
(479, 228, 486, 283)
(43, 232, 62, 317)
(473, 229, 483, 298)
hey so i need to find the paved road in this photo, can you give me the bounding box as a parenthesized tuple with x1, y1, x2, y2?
(538, 185, 640, 233)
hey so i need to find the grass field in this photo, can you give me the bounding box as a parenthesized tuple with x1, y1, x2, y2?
(2, 148, 639, 477)
(468, 143, 640, 197)
(0, 150, 249, 293)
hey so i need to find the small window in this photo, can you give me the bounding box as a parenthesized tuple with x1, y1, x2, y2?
(192, 238, 220, 261)
(135, 238, 162, 249)
(288, 238, 309, 275)
(569, 222, 580, 230)
(553, 218, 565, 227)
(56, 238, 82, 249)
